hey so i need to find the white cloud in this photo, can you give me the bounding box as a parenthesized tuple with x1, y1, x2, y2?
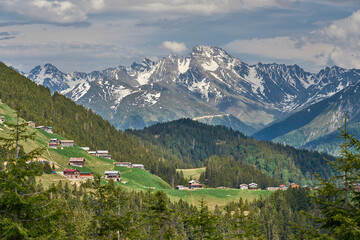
(225, 9, 360, 70)
(162, 41, 187, 53)
(0, 0, 295, 23)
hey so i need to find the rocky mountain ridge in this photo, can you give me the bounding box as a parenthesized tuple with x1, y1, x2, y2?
(24, 45, 360, 134)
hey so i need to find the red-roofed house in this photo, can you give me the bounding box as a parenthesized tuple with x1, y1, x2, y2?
(80, 172, 94, 179)
(63, 169, 80, 179)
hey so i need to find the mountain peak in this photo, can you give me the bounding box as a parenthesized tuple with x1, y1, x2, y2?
(191, 45, 230, 58)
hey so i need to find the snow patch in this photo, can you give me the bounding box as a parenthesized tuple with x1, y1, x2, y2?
(201, 59, 219, 71)
(188, 78, 211, 101)
(246, 67, 264, 95)
(178, 58, 190, 74)
(67, 82, 91, 101)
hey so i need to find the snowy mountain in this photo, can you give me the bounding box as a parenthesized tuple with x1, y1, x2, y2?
(24, 45, 360, 135)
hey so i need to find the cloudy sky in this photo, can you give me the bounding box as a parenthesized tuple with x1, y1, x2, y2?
(0, 0, 360, 73)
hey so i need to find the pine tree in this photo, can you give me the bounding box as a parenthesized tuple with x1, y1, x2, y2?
(0, 106, 61, 239)
(299, 115, 360, 239)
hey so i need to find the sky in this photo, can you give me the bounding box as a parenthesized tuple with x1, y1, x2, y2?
(1, 0, 360, 73)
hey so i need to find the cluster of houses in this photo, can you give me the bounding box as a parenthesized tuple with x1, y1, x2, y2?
(81, 147, 112, 160)
(63, 169, 121, 181)
(176, 180, 204, 190)
(48, 138, 74, 149)
(0, 115, 5, 124)
(239, 183, 259, 190)
(266, 183, 300, 191)
(114, 162, 145, 170)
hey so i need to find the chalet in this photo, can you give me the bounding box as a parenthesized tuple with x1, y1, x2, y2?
(114, 162, 132, 167)
(266, 187, 280, 191)
(69, 158, 85, 167)
(0, 116, 4, 124)
(248, 183, 258, 190)
(96, 150, 108, 157)
(50, 138, 58, 144)
(290, 183, 299, 189)
(104, 171, 120, 179)
(279, 185, 288, 190)
(80, 172, 94, 179)
(81, 147, 90, 151)
(189, 180, 203, 189)
(88, 151, 97, 156)
(63, 169, 80, 179)
(28, 121, 36, 128)
(175, 185, 187, 190)
(239, 184, 249, 190)
(132, 164, 145, 169)
(37, 126, 53, 133)
(102, 154, 112, 160)
(48, 143, 58, 149)
(60, 140, 74, 147)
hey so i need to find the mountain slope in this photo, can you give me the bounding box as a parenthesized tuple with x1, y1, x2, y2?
(128, 118, 335, 186)
(254, 80, 360, 156)
(24, 45, 360, 134)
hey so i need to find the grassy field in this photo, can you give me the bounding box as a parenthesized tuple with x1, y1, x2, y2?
(1, 100, 273, 208)
(163, 188, 272, 209)
(176, 167, 206, 180)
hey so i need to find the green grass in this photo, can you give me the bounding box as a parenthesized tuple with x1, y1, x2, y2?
(163, 188, 272, 209)
(176, 167, 206, 180)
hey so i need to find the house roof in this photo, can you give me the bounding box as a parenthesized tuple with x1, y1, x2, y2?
(64, 169, 79, 173)
(60, 140, 74, 143)
(97, 150, 108, 154)
(69, 157, 85, 161)
(104, 171, 120, 174)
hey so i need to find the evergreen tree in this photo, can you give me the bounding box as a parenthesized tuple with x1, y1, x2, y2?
(299, 116, 360, 239)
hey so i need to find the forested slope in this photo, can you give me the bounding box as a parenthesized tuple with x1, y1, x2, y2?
(0, 62, 185, 186)
(129, 119, 335, 185)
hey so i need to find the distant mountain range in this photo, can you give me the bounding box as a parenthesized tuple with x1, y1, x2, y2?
(22, 45, 360, 154)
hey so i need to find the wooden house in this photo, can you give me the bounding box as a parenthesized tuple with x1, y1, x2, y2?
(279, 184, 288, 190)
(88, 151, 97, 156)
(175, 185, 187, 190)
(132, 164, 145, 169)
(80, 172, 94, 179)
(248, 183, 258, 190)
(63, 169, 80, 179)
(48, 143, 58, 149)
(290, 183, 299, 189)
(104, 171, 120, 179)
(189, 180, 203, 189)
(36, 126, 53, 133)
(114, 162, 132, 167)
(96, 150, 108, 157)
(50, 138, 58, 144)
(69, 158, 85, 167)
(28, 121, 36, 128)
(60, 140, 74, 147)
(239, 184, 249, 190)
(0, 116, 5, 124)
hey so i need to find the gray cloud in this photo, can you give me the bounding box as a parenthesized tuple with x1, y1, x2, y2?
(0, 21, 91, 28)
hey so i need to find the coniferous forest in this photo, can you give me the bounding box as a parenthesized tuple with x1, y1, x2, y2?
(1, 62, 360, 239)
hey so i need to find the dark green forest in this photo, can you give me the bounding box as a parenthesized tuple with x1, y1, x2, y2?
(128, 118, 335, 186)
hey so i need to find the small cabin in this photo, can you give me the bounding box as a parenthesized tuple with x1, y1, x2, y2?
(37, 126, 53, 133)
(69, 157, 85, 167)
(114, 162, 132, 167)
(63, 169, 80, 179)
(0, 116, 5, 124)
(239, 184, 249, 190)
(80, 172, 94, 179)
(88, 151, 97, 156)
(28, 121, 36, 128)
(48, 143, 58, 149)
(290, 183, 299, 189)
(279, 184, 288, 190)
(50, 138, 58, 144)
(81, 147, 90, 151)
(96, 150, 108, 156)
(175, 185, 187, 190)
(104, 171, 120, 179)
(60, 140, 74, 147)
(132, 164, 145, 170)
(248, 183, 258, 190)
(189, 180, 203, 189)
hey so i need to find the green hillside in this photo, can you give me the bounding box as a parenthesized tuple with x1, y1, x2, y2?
(129, 118, 335, 186)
